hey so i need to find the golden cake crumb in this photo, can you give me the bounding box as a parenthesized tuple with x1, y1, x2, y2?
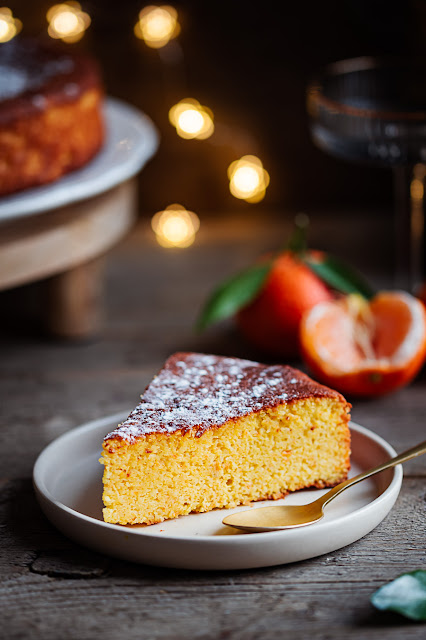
(101, 353, 351, 525)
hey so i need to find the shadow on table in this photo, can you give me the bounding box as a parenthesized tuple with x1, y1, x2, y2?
(3, 478, 275, 582)
(356, 609, 421, 629)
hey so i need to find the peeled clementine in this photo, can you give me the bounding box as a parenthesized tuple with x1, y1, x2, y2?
(236, 251, 334, 357)
(300, 291, 426, 396)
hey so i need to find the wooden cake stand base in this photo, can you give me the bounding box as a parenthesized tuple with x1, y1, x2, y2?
(0, 179, 137, 338)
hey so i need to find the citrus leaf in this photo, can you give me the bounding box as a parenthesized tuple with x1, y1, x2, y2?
(371, 570, 426, 621)
(304, 253, 375, 299)
(196, 260, 273, 331)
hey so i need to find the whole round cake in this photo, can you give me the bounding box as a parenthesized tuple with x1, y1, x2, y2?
(0, 38, 104, 196)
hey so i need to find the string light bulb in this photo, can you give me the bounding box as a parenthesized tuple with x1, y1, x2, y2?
(169, 98, 214, 140)
(47, 2, 91, 43)
(228, 155, 270, 203)
(151, 204, 200, 248)
(0, 8, 22, 43)
(411, 163, 426, 201)
(134, 5, 180, 48)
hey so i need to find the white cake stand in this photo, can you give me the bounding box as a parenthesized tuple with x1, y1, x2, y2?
(0, 98, 159, 338)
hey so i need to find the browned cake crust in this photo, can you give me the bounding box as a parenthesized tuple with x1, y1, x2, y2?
(0, 38, 104, 196)
(104, 352, 349, 446)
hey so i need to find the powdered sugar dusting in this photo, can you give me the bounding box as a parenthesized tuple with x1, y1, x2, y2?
(105, 352, 340, 443)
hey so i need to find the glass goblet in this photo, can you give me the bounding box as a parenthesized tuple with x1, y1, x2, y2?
(307, 55, 426, 293)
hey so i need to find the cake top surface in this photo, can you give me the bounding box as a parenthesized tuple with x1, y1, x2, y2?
(105, 352, 345, 443)
(0, 38, 100, 123)
(0, 39, 75, 101)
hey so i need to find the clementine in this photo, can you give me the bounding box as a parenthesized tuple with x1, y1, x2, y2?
(236, 251, 334, 357)
(300, 291, 426, 396)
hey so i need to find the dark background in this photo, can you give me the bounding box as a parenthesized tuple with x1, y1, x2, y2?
(8, 0, 426, 216)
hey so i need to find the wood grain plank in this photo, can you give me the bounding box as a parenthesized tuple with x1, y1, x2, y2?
(0, 211, 425, 639)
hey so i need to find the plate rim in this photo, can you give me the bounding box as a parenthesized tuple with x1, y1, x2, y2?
(33, 411, 403, 543)
(0, 97, 160, 221)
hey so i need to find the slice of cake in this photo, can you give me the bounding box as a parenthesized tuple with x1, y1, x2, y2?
(101, 352, 351, 525)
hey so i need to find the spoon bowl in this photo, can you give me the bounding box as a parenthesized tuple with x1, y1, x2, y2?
(223, 501, 325, 532)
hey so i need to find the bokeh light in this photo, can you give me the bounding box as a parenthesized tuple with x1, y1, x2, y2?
(228, 155, 270, 202)
(151, 204, 200, 248)
(169, 98, 214, 140)
(47, 2, 91, 43)
(134, 5, 180, 48)
(411, 164, 426, 202)
(0, 8, 22, 43)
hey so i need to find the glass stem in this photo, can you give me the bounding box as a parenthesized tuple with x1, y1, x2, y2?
(393, 164, 425, 293)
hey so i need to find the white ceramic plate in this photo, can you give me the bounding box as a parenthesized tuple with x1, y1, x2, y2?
(0, 97, 159, 221)
(33, 413, 402, 571)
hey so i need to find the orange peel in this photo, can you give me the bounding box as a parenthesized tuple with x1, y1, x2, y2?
(300, 291, 426, 396)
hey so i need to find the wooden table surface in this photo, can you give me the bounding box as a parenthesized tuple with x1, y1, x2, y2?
(1, 209, 425, 639)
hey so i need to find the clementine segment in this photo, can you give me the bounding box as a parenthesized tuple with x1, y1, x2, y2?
(300, 292, 426, 396)
(237, 252, 333, 357)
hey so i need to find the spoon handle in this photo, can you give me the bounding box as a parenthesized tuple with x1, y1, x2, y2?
(318, 439, 426, 510)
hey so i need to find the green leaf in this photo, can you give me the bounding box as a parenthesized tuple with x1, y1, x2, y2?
(371, 570, 426, 621)
(196, 260, 273, 331)
(304, 253, 375, 299)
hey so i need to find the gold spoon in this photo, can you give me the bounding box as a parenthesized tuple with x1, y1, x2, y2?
(222, 439, 426, 533)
